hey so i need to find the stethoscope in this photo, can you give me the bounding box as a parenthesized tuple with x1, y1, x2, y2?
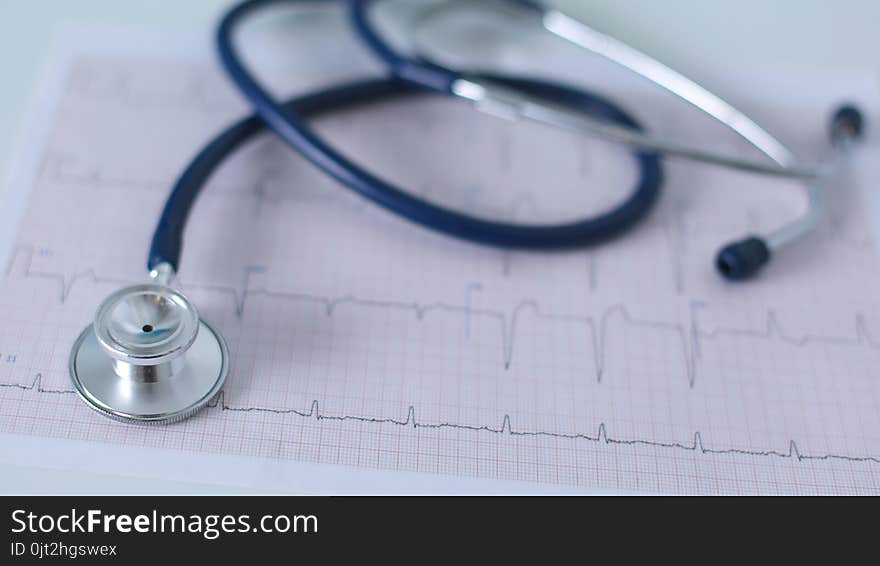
(68, 0, 866, 424)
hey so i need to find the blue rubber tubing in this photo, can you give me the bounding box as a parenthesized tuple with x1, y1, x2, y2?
(148, 0, 663, 272)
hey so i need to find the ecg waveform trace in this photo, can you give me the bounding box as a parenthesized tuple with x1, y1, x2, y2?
(2, 372, 878, 466)
(9, 245, 880, 391)
(5, 240, 880, 473)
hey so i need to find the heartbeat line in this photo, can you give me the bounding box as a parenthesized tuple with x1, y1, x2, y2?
(7, 245, 880, 389)
(1, 374, 877, 465)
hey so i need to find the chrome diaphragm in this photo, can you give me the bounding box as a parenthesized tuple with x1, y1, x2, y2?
(69, 282, 228, 424)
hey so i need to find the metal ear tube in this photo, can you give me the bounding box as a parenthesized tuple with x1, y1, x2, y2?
(402, 0, 867, 281)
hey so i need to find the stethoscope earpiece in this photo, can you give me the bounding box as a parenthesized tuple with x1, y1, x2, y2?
(830, 105, 865, 146)
(716, 237, 771, 281)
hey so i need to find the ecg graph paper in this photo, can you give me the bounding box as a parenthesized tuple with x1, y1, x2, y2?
(2, 25, 880, 494)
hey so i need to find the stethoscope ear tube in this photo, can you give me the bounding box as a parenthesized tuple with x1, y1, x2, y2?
(363, 0, 867, 280)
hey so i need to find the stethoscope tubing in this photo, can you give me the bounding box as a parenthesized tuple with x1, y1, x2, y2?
(149, 0, 664, 273)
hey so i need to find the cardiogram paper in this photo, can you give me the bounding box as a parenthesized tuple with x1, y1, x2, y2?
(1, 10, 880, 494)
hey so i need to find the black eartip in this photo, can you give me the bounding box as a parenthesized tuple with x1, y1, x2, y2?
(830, 104, 865, 145)
(716, 237, 771, 281)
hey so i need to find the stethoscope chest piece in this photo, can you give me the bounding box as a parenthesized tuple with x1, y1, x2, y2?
(69, 283, 228, 424)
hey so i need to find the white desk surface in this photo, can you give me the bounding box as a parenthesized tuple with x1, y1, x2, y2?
(1, 0, 878, 494)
